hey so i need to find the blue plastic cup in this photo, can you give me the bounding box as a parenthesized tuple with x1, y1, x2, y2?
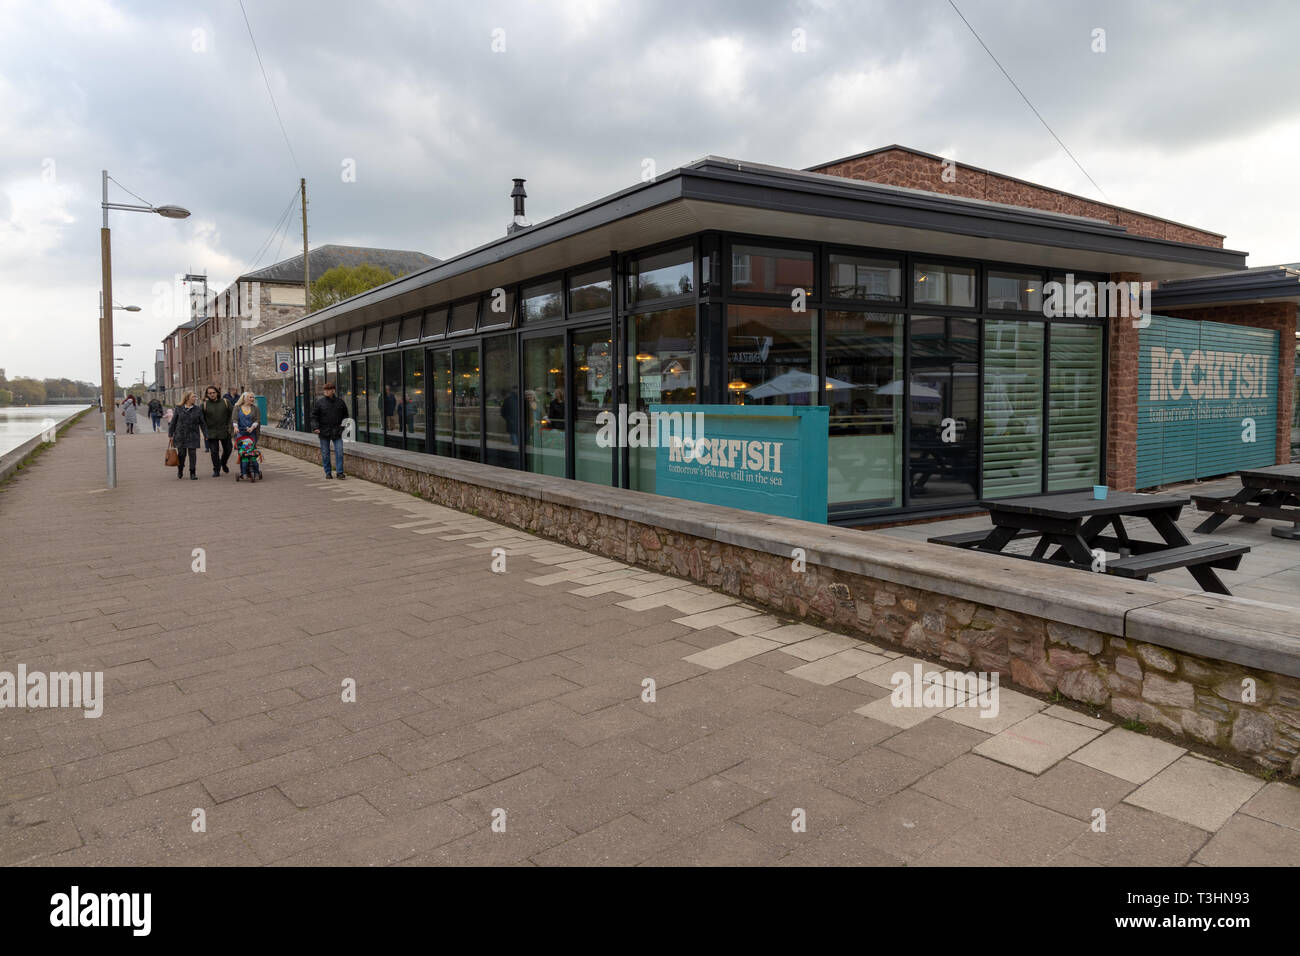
(1093, 485, 1108, 500)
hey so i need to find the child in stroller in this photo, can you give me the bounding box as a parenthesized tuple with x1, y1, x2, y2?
(235, 435, 262, 481)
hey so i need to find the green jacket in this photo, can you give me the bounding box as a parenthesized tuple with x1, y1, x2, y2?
(202, 398, 233, 439)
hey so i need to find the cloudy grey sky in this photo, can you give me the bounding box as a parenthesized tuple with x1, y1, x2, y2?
(2, 0, 1298, 383)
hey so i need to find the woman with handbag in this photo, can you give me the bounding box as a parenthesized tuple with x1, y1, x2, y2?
(167, 391, 207, 480)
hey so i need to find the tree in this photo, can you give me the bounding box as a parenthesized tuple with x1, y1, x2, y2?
(8, 378, 45, 405)
(309, 263, 398, 312)
(0, 389, 11, 406)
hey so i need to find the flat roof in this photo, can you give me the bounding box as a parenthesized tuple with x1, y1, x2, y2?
(1152, 264, 1300, 309)
(255, 155, 1249, 347)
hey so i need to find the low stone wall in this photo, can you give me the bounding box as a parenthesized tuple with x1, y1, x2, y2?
(264, 428, 1300, 775)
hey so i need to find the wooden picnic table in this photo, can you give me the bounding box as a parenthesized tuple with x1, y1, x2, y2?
(1192, 464, 1300, 540)
(927, 490, 1249, 595)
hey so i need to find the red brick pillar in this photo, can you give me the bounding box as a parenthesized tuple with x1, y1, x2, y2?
(1269, 305, 1295, 465)
(1105, 272, 1142, 491)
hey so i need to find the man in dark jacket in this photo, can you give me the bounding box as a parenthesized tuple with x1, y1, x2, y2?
(201, 386, 234, 477)
(147, 397, 163, 432)
(310, 381, 349, 480)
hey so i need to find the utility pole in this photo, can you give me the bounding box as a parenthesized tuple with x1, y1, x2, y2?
(300, 176, 308, 427)
(301, 178, 309, 311)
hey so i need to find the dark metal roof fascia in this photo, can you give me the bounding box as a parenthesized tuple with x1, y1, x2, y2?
(677, 163, 1248, 271)
(254, 175, 687, 346)
(1151, 268, 1300, 307)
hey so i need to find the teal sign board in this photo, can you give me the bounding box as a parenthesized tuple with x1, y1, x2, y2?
(651, 404, 828, 522)
(1137, 315, 1278, 487)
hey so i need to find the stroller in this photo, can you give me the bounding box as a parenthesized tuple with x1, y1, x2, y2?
(234, 435, 263, 482)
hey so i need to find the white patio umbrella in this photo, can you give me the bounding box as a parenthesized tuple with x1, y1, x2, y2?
(746, 370, 855, 399)
(877, 379, 942, 400)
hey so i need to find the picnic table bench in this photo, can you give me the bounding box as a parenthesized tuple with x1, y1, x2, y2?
(928, 490, 1249, 594)
(1192, 464, 1300, 540)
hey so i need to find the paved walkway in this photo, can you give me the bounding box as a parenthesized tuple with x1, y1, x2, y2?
(1, 417, 1297, 866)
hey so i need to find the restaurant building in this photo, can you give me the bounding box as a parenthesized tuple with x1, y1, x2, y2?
(256, 148, 1261, 524)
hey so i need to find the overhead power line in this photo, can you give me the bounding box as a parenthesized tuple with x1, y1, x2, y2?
(946, 0, 1108, 201)
(237, 0, 300, 175)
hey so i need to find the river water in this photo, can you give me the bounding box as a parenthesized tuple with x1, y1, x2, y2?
(0, 405, 91, 457)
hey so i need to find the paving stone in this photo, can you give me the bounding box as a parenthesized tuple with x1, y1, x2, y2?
(819, 747, 934, 804)
(1069, 728, 1185, 785)
(1240, 781, 1300, 831)
(785, 648, 890, 686)
(1124, 755, 1264, 832)
(779, 633, 857, 661)
(1194, 814, 1300, 866)
(937, 686, 1044, 734)
(1064, 803, 1209, 866)
(1042, 704, 1112, 730)
(683, 636, 782, 670)
(914, 754, 1036, 811)
(1015, 759, 1136, 821)
(973, 712, 1102, 775)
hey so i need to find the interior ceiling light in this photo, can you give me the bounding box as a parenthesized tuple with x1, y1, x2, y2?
(726, 379, 750, 391)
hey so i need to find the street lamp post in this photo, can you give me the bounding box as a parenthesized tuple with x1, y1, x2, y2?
(99, 170, 189, 488)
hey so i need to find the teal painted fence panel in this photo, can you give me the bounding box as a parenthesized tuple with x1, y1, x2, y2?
(1136, 315, 1278, 487)
(652, 404, 829, 522)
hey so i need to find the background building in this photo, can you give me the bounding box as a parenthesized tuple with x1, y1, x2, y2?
(164, 244, 437, 409)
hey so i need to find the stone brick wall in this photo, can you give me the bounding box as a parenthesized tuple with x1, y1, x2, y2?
(810, 148, 1225, 247)
(1158, 301, 1296, 466)
(262, 430, 1300, 775)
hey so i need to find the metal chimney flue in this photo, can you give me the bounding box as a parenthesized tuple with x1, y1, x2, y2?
(508, 178, 531, 235)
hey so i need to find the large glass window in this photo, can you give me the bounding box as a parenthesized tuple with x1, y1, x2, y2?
(569, 267, 612, 314)
(521, 279, 563, 324)
(365, 355, 382, 444)
(380, 321, 399, 349)
(572, 327, 614, 485)
(422, 308, 448, 340)
(362, 324, 381, 350)
(730, 244, 814, 296)
(338, 361, 354, 438)
(828, 254, 901, 302)
(382, 352, 402, 446)
(726, 305, 817, 406)
(913, 263, 976, 308)
(628, 246, 693, 303)
(908, 315, 979, 504)
(431, 349, 452, 457)
(479, 289, 516, 332)
(402, 349, 425, 451)
(398, 315, 422, 344)
(449, 300, 478, 335)
(484, 336, 520, 468)
(629, 306, 697, 492)
(987, 269, 1044, 312)
(452, 345, 480, 461)
(825, 311, 903, 509)
(350, 358, 366, 438)
(1048, 323, 1103, 491)
(523, 335, 565, 477)
(983, 319, 1044, 498)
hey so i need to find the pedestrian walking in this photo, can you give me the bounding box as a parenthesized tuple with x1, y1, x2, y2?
(310, 381, 348, 479)
(201, 385, 234, 478)
(233, 392, 262, 482)
(223, 386, 239, 405)
(121, 395, 138, 434)
(168, 391, 207, 480)
(147, 397, 163, 432)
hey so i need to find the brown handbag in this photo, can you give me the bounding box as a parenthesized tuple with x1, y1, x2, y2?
(164, 441, 179, 467)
